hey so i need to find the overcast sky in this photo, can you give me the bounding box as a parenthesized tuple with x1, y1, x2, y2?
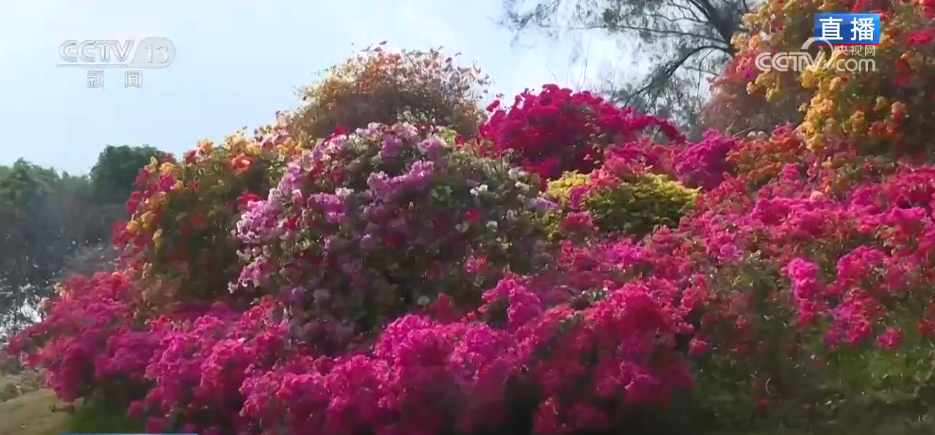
(0, 0, 638, 174)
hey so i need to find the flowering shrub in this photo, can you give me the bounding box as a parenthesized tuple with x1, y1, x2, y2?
(545, 172, 697, 240)
(675, 130, 739, 190)
(232, 122, 552, 344)
(12, 263, 702, 435)
(659, 158, 935, 432)
(727, 125, 900, 195)
(291, 44, 489, 141)
(478, 84, 684, 181)
(5, 272, 153, 403)
(13, 37, 935, 434)
(19, 150, 935, 434)
(114, 113, 304, 303)
(702, 52, 808, 137)
(96, 276, 699, 435)
(726, 126, 806, 188)
(535, 129, 935, 432)
(584, 174, 697, 237)
(138, 298, 289, 435)
(714, 0, 935, 158)
(543, 144, 699, 239)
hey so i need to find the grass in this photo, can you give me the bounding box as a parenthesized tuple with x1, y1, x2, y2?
(0, 388, 70, 435)
(0, 372, 43, 402)
(68, 399, 144, 434)
(1, 379, 933, 435)
(0, 371, 143, 435)
(0, 388, 144, 435)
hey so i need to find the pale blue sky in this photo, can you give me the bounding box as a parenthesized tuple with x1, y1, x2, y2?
(0, 0, 638, 174)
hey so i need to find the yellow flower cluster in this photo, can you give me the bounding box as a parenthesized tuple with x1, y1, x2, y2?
(738, 0, 935, 154)
(546, 171, 590, 203)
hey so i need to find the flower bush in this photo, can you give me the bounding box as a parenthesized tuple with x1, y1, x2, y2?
(543, 143, 699, 240)
(139, 298, 288, 435)
(291, 44, 489, 142)
(11, 263, 702, 435)
(232, 122, 551, 344)
(534, 150, 935, 433)
(713, 0, 935, 158)
(114, 113, 304, 304)
(545, 171, 698, 240)
(4, 273, 153, 403)
(478, 84, 684, 182)
(11, 27, 935, 435)
(675, 130, 740, 190)
(673, 159, 935, 433)
(701, 53, 808, 137)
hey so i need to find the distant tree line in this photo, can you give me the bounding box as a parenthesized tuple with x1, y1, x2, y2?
(0, 145, 164, 339)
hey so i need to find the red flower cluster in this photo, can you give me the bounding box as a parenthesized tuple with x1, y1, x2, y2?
(8, 268, 697, 435)
(478, 84, 683, 181)
(5, 273, 153, 402)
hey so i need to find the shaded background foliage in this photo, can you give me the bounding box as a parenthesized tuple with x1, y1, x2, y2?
(91, 145, 166, 207)
(0, 145, 162, 340)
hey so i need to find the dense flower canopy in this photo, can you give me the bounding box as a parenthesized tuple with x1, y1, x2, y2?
(8, 9, 935, 435)
(232, 123, 550, 346)
(478, 84, 683, 182)
(291, 44, 489, 142)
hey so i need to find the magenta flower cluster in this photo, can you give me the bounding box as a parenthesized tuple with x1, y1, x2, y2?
(9, 102, 935, 435)
(674, 130, 739, 190)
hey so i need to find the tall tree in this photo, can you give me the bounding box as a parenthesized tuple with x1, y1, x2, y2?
(0, 160, 63, 333)
(0, 161, 112, 336)
(90, 145, 165, 206)
(501, 0, 752, 128)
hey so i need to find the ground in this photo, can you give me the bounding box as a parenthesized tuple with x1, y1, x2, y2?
(0, 388, 70, 435)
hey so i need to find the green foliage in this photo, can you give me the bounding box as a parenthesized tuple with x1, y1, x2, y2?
(545, 171, 589, 203)
(90, 145, 165, 206)
(542, 172, 590, 240)
(69, 400, 144, 434)
(0, 160, 111, 334)
(586, 173, 698, 236)
(546, 171, 698, 238)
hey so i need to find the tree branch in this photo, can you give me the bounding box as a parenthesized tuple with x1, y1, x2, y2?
(623, 44, 723, 105)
